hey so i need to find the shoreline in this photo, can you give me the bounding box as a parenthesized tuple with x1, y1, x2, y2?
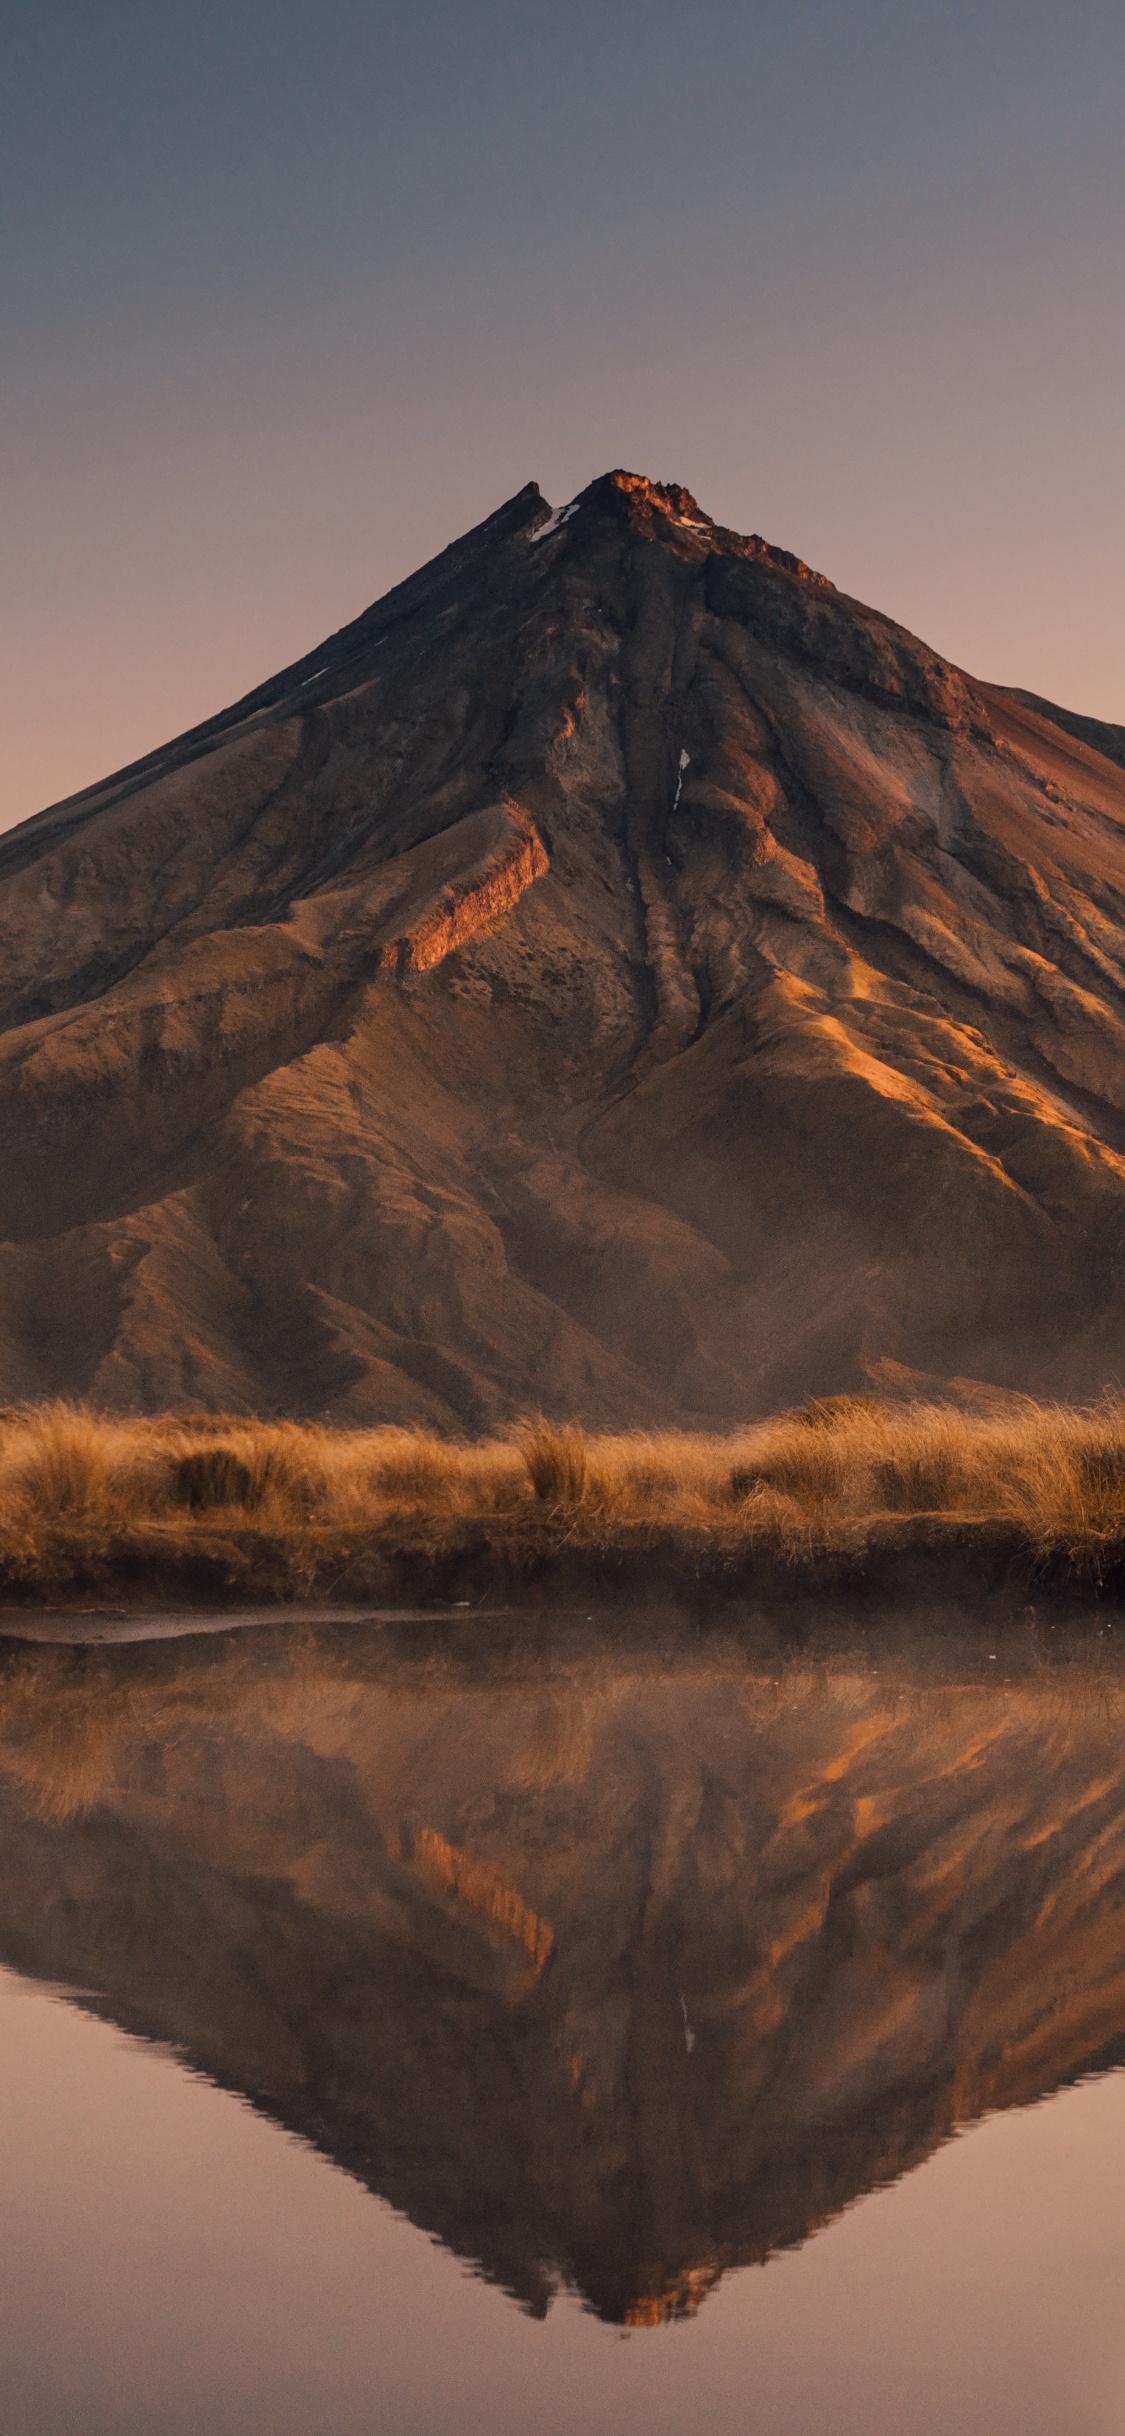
(2, 1508, 1125, 1623)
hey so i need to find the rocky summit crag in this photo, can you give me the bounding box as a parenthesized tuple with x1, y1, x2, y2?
(5, 468, 1125, 1424)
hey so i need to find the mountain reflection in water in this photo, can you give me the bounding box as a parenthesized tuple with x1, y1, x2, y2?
(1, 1612, 1124, 2329)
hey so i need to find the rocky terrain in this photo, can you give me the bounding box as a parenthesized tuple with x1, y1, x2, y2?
(1, 1621, 1124, 2322)
(5, 470, 1125, 1421)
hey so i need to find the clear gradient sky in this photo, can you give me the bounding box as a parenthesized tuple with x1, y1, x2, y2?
(3, 0, 1124, 830)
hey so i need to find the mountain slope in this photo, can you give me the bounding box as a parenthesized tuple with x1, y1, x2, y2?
(5, 469, 1125, 1421)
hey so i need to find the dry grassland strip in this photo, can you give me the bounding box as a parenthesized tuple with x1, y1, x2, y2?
(1, 1396, 1125, 1611)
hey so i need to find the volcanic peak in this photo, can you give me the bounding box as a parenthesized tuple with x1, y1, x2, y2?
(547, 467, 834, 589)
(5, 469, 1125, 1423)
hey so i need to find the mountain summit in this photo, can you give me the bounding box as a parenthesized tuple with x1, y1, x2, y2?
(5, 469, 1125, 1422)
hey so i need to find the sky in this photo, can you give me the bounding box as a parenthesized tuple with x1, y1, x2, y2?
(2, 0, 1124, 829)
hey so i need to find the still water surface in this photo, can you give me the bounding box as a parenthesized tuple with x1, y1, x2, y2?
(1, 1609, 1124, 2432)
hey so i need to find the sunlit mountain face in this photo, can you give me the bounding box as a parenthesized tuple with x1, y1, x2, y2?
(2, 1612, 1125, 2324)
(4, 472, 1125, 1421)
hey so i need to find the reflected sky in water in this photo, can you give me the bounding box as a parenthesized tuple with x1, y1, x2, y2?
(1, 1608, 1124, 2431)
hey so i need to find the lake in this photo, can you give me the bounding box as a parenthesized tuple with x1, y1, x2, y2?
(0, 1605, 1123, 2434)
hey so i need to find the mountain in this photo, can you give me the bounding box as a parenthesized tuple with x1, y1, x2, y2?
(3, 1622, 1125, 2323)
(5, 468, 1125, 1423)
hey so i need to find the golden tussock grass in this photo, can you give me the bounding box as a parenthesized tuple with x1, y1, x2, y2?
(3, 1395, 1125, 1603)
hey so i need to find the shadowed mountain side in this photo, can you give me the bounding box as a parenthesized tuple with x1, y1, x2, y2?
(8, 471, 1125, 1416)
(2, 1625, 1125, 2322)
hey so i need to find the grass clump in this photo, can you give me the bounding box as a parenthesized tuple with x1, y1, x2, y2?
(12, 1404, 113, 1516)
(173, 1448, 255, 1511)
(521, 1422, 589, 1506)
(375, 1433, 462, 1506)
(800, 1395, 888, 1430)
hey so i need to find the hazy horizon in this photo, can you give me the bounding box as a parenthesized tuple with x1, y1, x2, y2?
(4, 0, 1125, 831)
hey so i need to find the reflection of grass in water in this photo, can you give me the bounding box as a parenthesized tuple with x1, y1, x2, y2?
(6, 1396, 1125, 1597)
(0, 1675, 119, 1819)
(4, 1622, 1125, 1905)
(0, 1635, 600, 1825)
(0, 1638, 309, 1821)
(0, 1653, 158, 1821)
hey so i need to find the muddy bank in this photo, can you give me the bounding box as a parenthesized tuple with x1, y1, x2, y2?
(1, 1509, 1124, 1629)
